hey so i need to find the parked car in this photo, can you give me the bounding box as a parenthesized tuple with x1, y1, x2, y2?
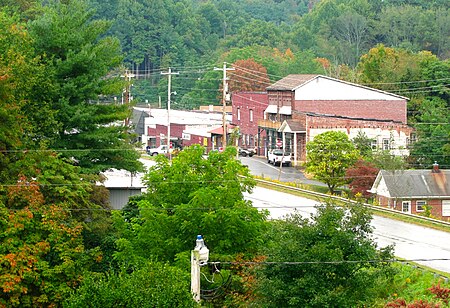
(238, 147, 254, 157)
(267, 149, 291, 166)
(147, 145, 169, 156)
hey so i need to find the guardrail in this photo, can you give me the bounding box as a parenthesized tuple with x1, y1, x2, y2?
(255, 178, 450, 228)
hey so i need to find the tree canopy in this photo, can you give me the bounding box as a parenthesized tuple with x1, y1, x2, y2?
(113, 145, 268, 264)
(256, 201, 395, 307)
(306, 131, 359, 194)
(26, 0, 142, 174)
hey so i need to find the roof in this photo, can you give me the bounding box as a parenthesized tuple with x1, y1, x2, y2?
(208, 124, 236, 135)
(131, 109, 150, 135)
(266, 74, 408, 101)
(372, 169, 450, 198)
(266, 74, 318, 91)
(101, 159, 155, 189)
(134, 107, 231, 126)
(279, 120, 306, 133)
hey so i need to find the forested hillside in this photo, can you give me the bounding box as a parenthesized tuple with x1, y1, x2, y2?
(84, 0, 449, 109)
(87, 0, 450, 169)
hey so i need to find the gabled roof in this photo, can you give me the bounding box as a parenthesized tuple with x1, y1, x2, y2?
(279, 120, 306, 133)
(372, 169, 450, 198)
(131, 109, 151, 135)
(266, 74, 319, 91)
(266, 74, 408, 101)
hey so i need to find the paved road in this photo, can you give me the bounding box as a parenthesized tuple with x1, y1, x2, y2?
(239, 156, 326, 187)
(245, 186, 450, 274)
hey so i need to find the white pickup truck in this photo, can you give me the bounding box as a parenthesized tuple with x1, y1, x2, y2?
(146, 145, 169, 156)
(267, 149, 292, 166)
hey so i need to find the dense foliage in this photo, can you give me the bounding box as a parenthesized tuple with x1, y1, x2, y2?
(112, 145, 267, 264)
(64, 262, 195, 308)
(306, 131, 359, 194)
(256, 202, 395, 307)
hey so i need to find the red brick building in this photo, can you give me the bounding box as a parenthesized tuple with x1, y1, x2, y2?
(232, 92, 268, 155)
(369, 164, 450, 220)
(232, 74, 415, 164)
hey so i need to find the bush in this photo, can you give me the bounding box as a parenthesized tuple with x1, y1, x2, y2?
(64, 262, 195, 308)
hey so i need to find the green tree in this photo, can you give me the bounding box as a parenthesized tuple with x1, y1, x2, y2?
(410, 98, 450, 169)
(112, 145, 267, 264)
(369, 150, 407, 170)
(0, 9, 56, 154)
(257, 201, 395, 307)
(352, 130, 374, 158)
(64, 261, 195, 308)
(227, 19, 283, 48)
(306, 131, 359, 194)
(27, 0, 142, 173)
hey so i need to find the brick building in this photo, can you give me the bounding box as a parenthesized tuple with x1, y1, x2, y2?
(232, 92, 268, 155)
(369, 163, 450, 220)
(231, 74, 415, 165)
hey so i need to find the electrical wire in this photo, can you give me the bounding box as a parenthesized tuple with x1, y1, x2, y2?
(208, 258, 450, 266)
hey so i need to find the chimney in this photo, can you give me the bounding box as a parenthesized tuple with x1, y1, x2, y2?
(432, 161, 440, 173)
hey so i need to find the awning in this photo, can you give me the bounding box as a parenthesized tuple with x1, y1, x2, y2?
(264, 105, 277, 114)
(208, 124, 236, 135)
(279, 106, 292, 115)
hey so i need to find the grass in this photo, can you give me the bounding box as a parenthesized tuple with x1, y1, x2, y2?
(371, 262, 450, 307)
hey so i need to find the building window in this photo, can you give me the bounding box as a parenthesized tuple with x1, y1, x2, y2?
(382, 138, 390, 150)
(249, 109, 253, 122)
(416, 200, 426, 212)
(402, 201, 411, 213)
(442, 200, 450, 217)
(371, 139, 377, 150)
(407, 133, 417, 148)
(237, 108, 241, 121)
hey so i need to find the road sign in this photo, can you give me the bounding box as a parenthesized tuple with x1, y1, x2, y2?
(276, 139, 282, 147)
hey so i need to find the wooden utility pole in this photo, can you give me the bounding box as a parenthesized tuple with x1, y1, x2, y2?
(121, 70, 135, 126)
(214, 62, 234, 149)
(161, 68, 179, 150)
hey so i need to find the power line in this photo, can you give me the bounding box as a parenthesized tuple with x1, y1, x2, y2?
(209, 258, 450, 266)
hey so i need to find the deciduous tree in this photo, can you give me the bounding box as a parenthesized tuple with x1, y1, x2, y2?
(257, 201, 395, 307)
(64, 261, 194, 307)
(113, 145, 268, 264)
(345, 159, 379, 198)
(306, 131, 359, 194)
(0, 177, 86, 307)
